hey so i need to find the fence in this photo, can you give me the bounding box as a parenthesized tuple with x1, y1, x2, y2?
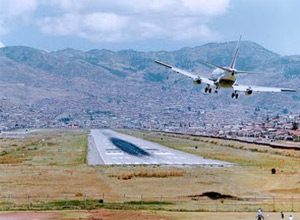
(0, 193, 299, 212)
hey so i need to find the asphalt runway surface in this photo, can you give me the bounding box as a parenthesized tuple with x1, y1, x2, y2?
(87, 129, 232, 166)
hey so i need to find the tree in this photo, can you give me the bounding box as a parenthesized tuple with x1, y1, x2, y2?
(292, 121, 298, 130)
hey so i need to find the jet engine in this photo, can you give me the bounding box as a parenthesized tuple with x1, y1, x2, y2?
(245, 88, 253, 96)
(193, 78, 202, 85)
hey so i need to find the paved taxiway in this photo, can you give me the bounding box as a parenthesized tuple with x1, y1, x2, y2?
(87, 129, 232, 166)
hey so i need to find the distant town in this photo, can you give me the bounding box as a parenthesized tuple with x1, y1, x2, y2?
(0, 92, 299, 148)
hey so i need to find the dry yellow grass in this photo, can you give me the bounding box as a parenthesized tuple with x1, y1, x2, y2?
(110, 171, 185, 180)
(114, 130, 300, 208)
(0, 129, 299, 212)
(0, 156, 23, 164)
(0, 129, 115, 203)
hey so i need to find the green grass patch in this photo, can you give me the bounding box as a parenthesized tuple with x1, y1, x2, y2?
(0, 199, 174, 211)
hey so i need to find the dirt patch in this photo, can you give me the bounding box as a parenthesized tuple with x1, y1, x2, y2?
(88, 209, 172, 220)
(270, 188, 300, 194)
(189, 191, 239, 200)
(0, 212, 59, 220)
(0, 210, 171, 220)
(159, 211, 300, 220)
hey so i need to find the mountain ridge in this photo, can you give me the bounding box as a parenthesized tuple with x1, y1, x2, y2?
(0, 40, 299, 129)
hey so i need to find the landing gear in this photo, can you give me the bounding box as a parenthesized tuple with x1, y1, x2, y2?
(231, 92, 239, 99)
(204, 84, 214, 94)
(204, 86, 212, 93)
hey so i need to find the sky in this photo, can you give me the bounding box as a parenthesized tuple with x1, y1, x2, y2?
(0, 0, 299, 55)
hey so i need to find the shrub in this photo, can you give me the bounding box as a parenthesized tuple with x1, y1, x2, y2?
(114, 171, 184, 180)
(75, 193, 83, 197)
(0, 156, 23, 164)
(271, 168, 276, 174)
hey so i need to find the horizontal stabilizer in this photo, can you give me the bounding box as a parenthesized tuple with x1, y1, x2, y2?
(233, 84, 298, 93)
(206, 62, 231, 72)
(207, 62, 263, 74)
(235, 70, 263, 74)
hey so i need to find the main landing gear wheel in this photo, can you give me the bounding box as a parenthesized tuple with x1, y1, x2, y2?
(204, 86, 213, 94)
(232, 92, 239, 99)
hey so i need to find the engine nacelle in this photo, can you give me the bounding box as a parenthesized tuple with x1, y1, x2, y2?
(193, 78, 202, 85)
(245, 88, 253, 96)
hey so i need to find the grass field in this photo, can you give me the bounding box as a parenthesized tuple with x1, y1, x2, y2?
(0, 129, 299, 214)
(118, 130, 300, 211)
(0, 130, 114, 203)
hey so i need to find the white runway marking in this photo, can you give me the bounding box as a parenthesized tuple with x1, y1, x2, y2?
(87, 129, 232, 167)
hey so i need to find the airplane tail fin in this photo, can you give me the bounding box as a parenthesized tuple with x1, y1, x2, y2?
(230, 35, 242, 69)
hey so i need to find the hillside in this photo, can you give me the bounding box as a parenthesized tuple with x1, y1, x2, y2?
(0, 41, 299, 129)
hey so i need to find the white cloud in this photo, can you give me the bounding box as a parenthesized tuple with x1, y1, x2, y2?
(0, 0, 37, 16)
(0, 0, 230, 43)
(37, 0, 230, 43)
(181, 0, 229, 15)
(0, 0, 37, 37)
(0, 41, 5, 48)
(38, 13, 130, 42)
(46, 0, 229, 16)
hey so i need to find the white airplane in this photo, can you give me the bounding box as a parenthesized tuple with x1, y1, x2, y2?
(155, 36, 297, 99)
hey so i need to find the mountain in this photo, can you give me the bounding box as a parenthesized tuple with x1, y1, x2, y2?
(0, 41, 299, 129)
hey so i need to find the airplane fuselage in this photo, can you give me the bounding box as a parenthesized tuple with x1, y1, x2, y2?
(210, 68, 236, 89)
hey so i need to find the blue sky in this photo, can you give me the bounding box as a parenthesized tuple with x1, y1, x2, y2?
(0, 0, 299, 55)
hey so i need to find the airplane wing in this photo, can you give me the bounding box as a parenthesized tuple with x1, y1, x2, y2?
(154, 60, 215, 86)
(233, 84, 297, 93)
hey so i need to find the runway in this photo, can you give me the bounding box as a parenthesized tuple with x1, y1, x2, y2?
(87, 129, 232, 166)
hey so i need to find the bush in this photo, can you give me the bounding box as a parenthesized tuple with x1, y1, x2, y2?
(271, 168, 276, 174)
(75, 193, 83, 197)
(113, 171, 184, 180)
(0, 156, 23, 164)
